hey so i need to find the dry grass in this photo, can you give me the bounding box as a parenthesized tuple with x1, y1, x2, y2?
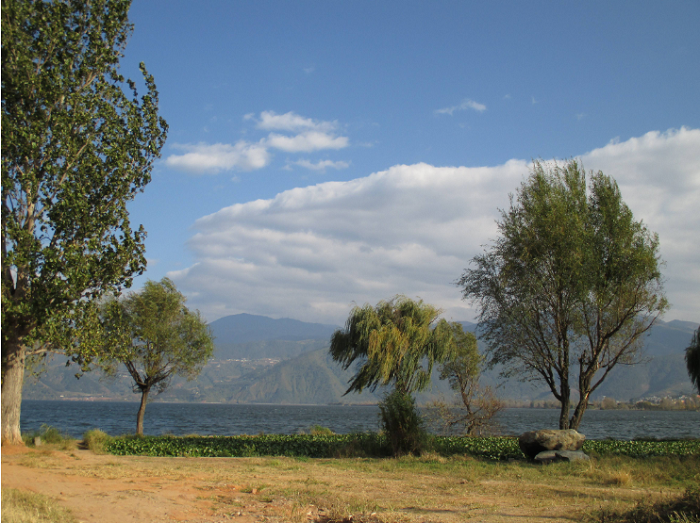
(6, 447, 699, 523)
(1, 488, 76, 523)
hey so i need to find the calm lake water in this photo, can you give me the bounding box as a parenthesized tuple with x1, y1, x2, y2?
(20, 400, 699, 440)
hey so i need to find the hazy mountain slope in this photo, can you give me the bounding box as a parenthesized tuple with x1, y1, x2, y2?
(23, 317, 697, 404)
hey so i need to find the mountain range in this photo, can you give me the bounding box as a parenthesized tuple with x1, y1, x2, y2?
(23, 314, 698, 405)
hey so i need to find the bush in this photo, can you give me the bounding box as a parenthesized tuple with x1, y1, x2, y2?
(22, 425, 71, 448)
(309, 425, 335, 436)
(82, 429, 114, 454)
(378, 389, 428, 456)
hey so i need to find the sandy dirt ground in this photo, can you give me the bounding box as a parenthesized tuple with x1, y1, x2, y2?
(1, 444, 662, 523)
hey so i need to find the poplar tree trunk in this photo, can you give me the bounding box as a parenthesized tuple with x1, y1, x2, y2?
(136, 388, 150, 435)
(558, 386, 571, 430)
(2, 337, 26, 445)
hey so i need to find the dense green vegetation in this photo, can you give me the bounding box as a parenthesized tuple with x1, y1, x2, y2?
(105, 433, 700, 460)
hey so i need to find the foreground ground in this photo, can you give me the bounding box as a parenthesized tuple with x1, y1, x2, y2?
(1, 443, 696, 523)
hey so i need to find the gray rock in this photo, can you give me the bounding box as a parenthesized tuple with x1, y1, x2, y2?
(519, 429, 585, 459)
(534, 450, 590, 464)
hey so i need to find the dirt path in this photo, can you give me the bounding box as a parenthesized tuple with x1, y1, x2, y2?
(2, 445, 664, 523)
(2, 446, 287, 522)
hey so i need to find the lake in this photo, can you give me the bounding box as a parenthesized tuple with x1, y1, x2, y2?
(20, 400, 699, 440)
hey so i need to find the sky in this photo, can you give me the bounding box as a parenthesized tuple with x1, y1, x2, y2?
(118, 1, 700, 326)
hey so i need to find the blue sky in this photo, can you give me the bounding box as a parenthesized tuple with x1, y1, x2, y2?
(119, 1, 700, 325)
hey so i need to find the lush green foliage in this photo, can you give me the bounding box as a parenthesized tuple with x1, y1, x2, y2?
(378, 389, 428, 456)
(583, 439, 700, 459)
(105, 434, 700, 460)
(99, 278, 214, 434)
(107, 433, 390, 458)
(459, 160, 667, 431)
(686, 327, 700, 394)
(330, 296, 455, 394)
(1, 0, 167, 444)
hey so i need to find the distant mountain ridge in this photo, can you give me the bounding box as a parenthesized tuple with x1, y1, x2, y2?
(209, 313, 339, 344)
(23, 315, 698, 405)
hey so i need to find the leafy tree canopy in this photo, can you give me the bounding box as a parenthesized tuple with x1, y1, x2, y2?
(1, 0, 167, 444)
(101, 278, 214, 435)
(329, 296, 456, 395)
(459, 160, 667, 430)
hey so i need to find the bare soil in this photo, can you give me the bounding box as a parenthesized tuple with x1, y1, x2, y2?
(1, 444, 680, 523)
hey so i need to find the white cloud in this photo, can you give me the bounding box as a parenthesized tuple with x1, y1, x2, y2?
(165, 142, 270, 174)
(170, 128, 700, 326)
(435, 99, 487, 116)
(256, 111, 336, 132)
(266, 131, 349, 153)
(290, 159, 350, 172)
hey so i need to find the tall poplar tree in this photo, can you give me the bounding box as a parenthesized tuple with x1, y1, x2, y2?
(1, 0, 167, 444)
(459, 160, 667, 430)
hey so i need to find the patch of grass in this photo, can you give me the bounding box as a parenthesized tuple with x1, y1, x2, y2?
(82, 429, 113, 454)
(309, 425, 335, 436)
(1, 488, 76, 523)
(590, 487, 700, 523)
(21, 425, 74, 450)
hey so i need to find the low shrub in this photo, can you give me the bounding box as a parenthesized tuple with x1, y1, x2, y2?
(82, 429, 114, 454)
(22, 424, 72, 448)
(378, 390, 428, 456)
(309, 425, 335, 436)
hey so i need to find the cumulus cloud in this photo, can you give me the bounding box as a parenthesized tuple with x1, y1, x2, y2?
(165, 142, 270, 174)
(170, 128, 700, 325)
(290, 159, 351, 172)
(435, 99, 487, 116)
(266, 131, 349, 152)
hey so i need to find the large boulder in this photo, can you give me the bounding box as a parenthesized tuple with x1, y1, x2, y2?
(518, 429, 585, 459)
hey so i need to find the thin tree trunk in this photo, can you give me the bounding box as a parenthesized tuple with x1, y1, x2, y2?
(2, 337, 26, 445)
(136, 388, 150, 435)
(558, 384, 571, 430)
(569, 391, 590, 430)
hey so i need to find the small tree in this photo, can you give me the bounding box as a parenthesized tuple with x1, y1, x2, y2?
(428, 323, 503, 436)
(459, 160, 667, 430)
(686, 327, 700, 395)
(1, 0, 167, 444)
(330, 296, 455, 454)
(101, 278, 214, 435)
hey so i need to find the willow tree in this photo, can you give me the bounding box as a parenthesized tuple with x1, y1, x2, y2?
(101, 279, 214, 435)
(330, 296, 455, 454)
(459, 160, 667, 430)
(1, 0, 168, 444)
(330, 296, 456, 395)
